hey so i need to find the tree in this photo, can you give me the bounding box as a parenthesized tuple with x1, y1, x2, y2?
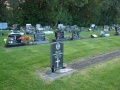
(100, 0, 120, 25)
(0, 0, 8, 22)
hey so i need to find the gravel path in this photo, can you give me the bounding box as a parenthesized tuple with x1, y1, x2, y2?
(37, 49, 120, 82)
(68, 49, 120, 70)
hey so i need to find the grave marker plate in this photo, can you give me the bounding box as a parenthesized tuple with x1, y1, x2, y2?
(50, 42, 63, 72)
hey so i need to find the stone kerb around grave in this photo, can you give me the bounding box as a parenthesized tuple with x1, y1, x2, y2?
(50, 42, 63, 72)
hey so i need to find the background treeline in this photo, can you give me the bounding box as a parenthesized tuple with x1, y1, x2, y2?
(0, 0, 120, 27)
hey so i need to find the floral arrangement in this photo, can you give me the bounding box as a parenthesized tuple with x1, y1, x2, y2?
(21, 36, 31, 44)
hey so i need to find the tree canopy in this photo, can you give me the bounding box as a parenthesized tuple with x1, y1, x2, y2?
(0, 0, 120, 26)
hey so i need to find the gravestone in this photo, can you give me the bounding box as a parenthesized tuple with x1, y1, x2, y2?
(74, 25, 78, 30)
(34, 31, 49, 44)
(94, 26, 98, 31)
(90, 24, 95, 30)
(55, 30, 64, 40)
(36, 24, 43, 31)
(80, 27, 84, 32)
(12, 24, 20, 30)
(116, 27, 120, 35)
(44, 26, 51, 31)
(50, 42, 63, 72)
(58, 24, 65, 31)
(34, 33, 45, 41)
(100, 30, 110, 37)
(64, 25, 71, 32)
(71, 26, 75, 31)
(71, 31, 80, 40)
(26, 24, 35, 34)
(43, 26, 53, 34)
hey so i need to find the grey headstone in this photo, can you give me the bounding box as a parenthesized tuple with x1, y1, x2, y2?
(34, 33, 45, 41)
(72, 31, 79, 40)
(50, 42, 64, 72)
(80, 27, 84, 32)
(116, 27, 120, 35)
(55, 31, 64, 40)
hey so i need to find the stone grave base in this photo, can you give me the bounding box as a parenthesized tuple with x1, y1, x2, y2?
(34, 41, 49, 44)
(37, 67, 76, 82)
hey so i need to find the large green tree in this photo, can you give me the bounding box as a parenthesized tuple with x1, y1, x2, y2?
(100, 0, 120, 25)
(0, 0, 8, 22)
(1, 0, 120, 26)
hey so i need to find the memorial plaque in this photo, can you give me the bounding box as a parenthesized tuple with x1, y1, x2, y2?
(50, 42, 63, 72)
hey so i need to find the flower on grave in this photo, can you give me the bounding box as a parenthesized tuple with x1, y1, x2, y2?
(21, 36, 31, 44)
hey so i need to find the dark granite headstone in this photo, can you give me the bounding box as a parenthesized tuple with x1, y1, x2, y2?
(50, 42, 63, 72)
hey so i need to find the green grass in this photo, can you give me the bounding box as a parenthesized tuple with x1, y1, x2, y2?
(0, 29, 120, 90)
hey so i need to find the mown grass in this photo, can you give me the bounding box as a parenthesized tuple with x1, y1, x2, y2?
(0, 29, 120, 90)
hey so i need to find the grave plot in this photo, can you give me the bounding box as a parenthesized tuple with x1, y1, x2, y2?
(37, 42, 75, 82)
(34, 31, 49, 44)
(4, 34, 26, 47)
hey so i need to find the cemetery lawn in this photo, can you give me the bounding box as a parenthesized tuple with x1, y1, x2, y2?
(0, 30, 120, 90)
